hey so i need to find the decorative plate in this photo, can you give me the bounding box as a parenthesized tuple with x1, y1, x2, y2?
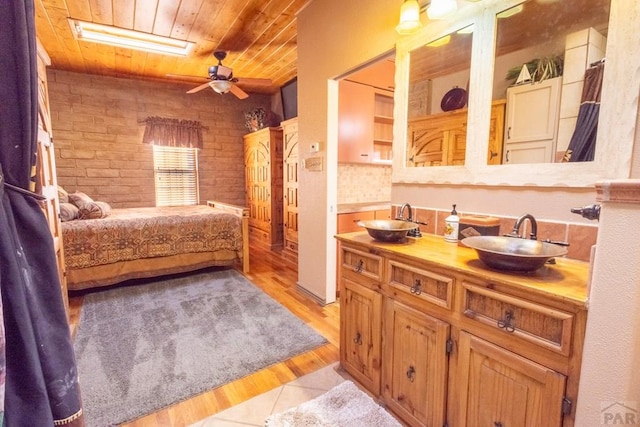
(440, 86, 468, 111)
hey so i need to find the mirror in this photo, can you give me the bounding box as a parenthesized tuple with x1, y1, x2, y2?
(492, 0, 610, 165)
(393, 0, 637, 187)
(406, 26, 473, 167)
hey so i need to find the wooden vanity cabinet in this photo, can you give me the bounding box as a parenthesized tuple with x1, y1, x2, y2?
(336, 235, 588, 427)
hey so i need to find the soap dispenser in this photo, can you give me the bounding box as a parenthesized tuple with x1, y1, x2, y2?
(444, 204, 459, 242)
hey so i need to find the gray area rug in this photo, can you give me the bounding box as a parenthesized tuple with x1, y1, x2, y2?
(73, 268, 328, 426)
(266, 380, 402, 427)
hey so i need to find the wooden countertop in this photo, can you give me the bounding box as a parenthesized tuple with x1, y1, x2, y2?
(335, 231, 590, 309)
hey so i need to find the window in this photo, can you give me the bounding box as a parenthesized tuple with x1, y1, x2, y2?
(152, 145, 199, 206)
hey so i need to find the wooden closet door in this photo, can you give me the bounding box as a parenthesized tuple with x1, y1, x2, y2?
(282, 118, 298, 255)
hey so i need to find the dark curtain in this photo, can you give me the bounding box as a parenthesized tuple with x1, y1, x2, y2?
(562, 62, 605, 162)
(0, 1, 83, 426)
(141, 116, 205, 148)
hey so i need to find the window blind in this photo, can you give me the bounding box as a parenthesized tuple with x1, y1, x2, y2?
(153, 145, 199, 206)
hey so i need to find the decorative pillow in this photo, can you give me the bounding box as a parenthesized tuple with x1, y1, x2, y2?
(57, 186, 69, 204)
(78, 201, 112, 220)
(68, 191, 94, 208)
(59, 203, 79, 222)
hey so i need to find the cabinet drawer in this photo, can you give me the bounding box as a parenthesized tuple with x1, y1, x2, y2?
(340, 245, 383, 284)
(387, 260, 454, 310)
(460, 282, 574, 356)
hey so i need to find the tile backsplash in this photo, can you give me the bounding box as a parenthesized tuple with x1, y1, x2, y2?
(338, 163, 392, 204)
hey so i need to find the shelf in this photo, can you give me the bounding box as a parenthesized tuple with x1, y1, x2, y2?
(374, 115, 394, 124)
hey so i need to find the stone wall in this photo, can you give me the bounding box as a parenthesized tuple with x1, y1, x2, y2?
(47, 69, 273, 208)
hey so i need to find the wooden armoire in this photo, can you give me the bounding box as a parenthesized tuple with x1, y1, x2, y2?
(243, 127, 284, 250)
(35, 39, 68, 316)
(281, 118, 298, 260)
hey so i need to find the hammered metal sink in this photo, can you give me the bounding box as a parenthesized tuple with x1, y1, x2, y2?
(358, 219, 418, 243)
(461, 235, 568, 272)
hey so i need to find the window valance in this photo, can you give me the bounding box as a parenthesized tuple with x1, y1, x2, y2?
(140, 116, 207, 149)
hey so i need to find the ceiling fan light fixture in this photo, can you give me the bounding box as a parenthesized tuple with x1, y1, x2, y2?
(396, 0, 422, 35)
(427, 0, 457, 20)
(210, 80, 233, 94)
(68, 19, 193, 56)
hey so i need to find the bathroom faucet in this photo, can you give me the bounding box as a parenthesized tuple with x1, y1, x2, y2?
(398, 203, 413, 222)
(396, 203, 422, 238)
(510, 213, 538, 240)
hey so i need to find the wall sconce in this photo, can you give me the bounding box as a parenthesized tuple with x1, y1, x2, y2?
(396, 0, 422, 35)
(427, 0, 458, 20)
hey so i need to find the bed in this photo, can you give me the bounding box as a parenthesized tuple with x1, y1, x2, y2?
(61, 201, 249, 291)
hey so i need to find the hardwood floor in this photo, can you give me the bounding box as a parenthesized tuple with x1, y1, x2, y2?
(67, 244, 340, 427)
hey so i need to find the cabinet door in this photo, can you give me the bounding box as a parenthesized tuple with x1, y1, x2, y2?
(282, 119, 298, 253)
(340, 277, 382, 394)
(383, 299, 449, 427)
(503, 77, 561, 164)
(338, 80, 375, 163)
(244, 135, 272, 231)
(457, 331, 566, 427)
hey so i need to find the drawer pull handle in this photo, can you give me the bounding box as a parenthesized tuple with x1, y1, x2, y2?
(353, 332, 362, 345)
(406, 365, 416, 382)
(497, 310, 516, 333)
(410, 279, 422, 295)
(354, 259, 364, 273)
(494, 423, 503, 427)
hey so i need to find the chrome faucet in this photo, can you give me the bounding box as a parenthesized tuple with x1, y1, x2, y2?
(398, 203, 413, 222)
(510, 213, 538, 240)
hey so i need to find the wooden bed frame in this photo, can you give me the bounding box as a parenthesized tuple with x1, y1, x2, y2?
(63, 201, 249, 291)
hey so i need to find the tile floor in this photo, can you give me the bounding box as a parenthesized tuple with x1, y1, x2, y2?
(189, 362, 348, 427)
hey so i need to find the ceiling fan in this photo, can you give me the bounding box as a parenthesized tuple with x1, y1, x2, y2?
(183, 51, 271, 99)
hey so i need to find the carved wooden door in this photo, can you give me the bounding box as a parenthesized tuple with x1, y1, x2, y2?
(341, 277, 382, 394)
(282, 118, 298, 256)
(457, 331, 566, 427)
(383, 299, 449, 427)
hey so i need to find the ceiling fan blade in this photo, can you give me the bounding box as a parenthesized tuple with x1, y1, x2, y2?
(187, 82, 212, 94)
(229, 84, 249, 99)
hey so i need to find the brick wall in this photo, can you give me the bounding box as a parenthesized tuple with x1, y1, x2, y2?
(47, 69, 273, 208)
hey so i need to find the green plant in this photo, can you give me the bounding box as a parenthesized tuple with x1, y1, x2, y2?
(506, 55, 564, 84)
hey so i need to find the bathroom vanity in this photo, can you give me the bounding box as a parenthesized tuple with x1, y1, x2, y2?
(335, 231, 589, 427)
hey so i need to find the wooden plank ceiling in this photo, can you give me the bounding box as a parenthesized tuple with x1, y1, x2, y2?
(34, 0, 309, 94)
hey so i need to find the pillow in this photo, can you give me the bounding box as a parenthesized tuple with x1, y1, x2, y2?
(78, 201, 112, 220)
(68, 191, 94, 208)
(57, 186, 69, 204)
(59, 203, 79, 222)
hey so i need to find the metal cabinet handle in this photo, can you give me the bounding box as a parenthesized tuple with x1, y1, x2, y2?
(494, 422, 503, 427)
(406, 365, 415, 382)
(497, 310, 516, 333)
(353, 332, 362, 345)
(353, 259, 364, 273)
(410, 278, 422, 295)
